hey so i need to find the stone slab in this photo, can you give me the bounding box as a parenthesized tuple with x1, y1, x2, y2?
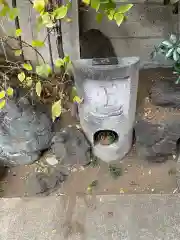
(1, 195, 180, 239)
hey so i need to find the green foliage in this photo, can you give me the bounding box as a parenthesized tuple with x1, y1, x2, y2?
(53, 5, 68, 19)
(14, 49, 22, 56)
(0, 0, 129, 120)
(22, 63, 32, 71)
(18, 72, 26, 82)
(36, 64, 51, 77)
(153, 34, 180, 84)
(52, 100, 62, 121)
(36, 81, 42, 97)
(15, 28, 22, 37)
(0, 87, 14, 109)
(31, 40, 44, 48)
(109, 164, 122, 179)
(8, 7, 19, 20)
(82, 0, 133, 26)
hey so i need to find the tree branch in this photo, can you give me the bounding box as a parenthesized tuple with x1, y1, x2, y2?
(5, 36, 46, 63)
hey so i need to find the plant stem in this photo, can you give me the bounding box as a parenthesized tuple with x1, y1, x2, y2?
(47, 28, 55, 73)
(56, 0, 64, 58)
(46, 1, 55, 73)
(12, 0, 25, 62)
(5, 36, 46, 63)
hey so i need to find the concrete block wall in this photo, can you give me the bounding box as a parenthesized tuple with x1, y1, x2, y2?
(80, 1, 179, 67)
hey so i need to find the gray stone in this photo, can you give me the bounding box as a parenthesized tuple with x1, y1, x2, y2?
(135, 116, 180, 162)
(151, 78, 180, 108)
(26, 170, 67, 196)
(0, 96, 52, 167)
(51, 126, 91, 166)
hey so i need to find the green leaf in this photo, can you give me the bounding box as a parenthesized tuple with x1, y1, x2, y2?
(0, 100, 5, 109)
(22, 63, 32, 71)
(91, 0, 100, 11)
(26, 77, 33, 87)
(82, 0, 90, 5)
(18, 72, 25, 82)
(63, 55, 71, 64)
(6, 87, 13, 96)
(36, 16, 43, 32)
(0, 5, 9, 17)
(166, 48, 174, 58)
(52, 100, 61, 121)
(36, 64, 52, 77)
(175, 76, 180, 84)
(96, 12, 103, 23)
(173, 50, 179, 61)
(54, 5, 68, 19)
(41, 12, 55, 28)
(0, 90, 5, 99)
(32, 40, 44, 48)
(170, 34, 177, 44)
(15, 28, 22, 37)
(14, 49, 22, 56)
(107, 9, 115, 21)
(36, 81, 42, 97)
(117, 4, 133, 13)
(114, 12, 124, 26)
(33, 0, 46, 13)
(161, 40, 173, 48)
(177, 47, 180, 54)
(8, 7, 19, 21)
(55, 58, 64, 68)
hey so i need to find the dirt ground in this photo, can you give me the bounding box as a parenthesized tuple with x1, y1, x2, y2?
(0, 67, 178, 197)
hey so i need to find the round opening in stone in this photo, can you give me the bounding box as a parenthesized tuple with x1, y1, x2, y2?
(94, 130, 118, 146)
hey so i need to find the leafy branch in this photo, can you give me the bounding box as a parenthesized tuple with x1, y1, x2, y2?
(152, 34, 180, 84)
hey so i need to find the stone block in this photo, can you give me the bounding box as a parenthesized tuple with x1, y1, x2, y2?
(135, 100, 180, 162)
(151, 78, 180, 108)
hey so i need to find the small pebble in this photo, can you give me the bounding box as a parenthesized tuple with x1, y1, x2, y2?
(148, 170, 152, 175)
(128, 164, 132, 167)
(151, 188, 155, 192)
(79, 166, 85, 171)
(76, 124, 81, 129)
(12, 172, 16, 176)
(173, 155, 176, 159)
(46, 156, 58, 166)
(120, 188, 124, 194)
(72, 168, 77, 172)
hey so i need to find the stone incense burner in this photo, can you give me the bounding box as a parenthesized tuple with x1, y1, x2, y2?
(73, 57, 140, 162)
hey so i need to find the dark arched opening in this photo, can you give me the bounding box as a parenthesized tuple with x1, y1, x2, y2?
(94, 130, 118, 146)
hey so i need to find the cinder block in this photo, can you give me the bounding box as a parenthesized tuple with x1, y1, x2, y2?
(111, 38, 172, 64)
(82, 5, 178, 38)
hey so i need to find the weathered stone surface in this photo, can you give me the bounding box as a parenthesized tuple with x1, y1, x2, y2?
(0, 96, 52, 167)
(51, 126, 91, 166)
(135, 101, 180, 162)
(151, 78, 180, 108)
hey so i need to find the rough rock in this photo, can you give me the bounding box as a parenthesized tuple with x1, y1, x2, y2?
(135, 101, 180, 162)
(0, 96, 52, 167)
(151, 78, 180, 108)
(51, 126, 91, 166)
(26, 151, 68, 196)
